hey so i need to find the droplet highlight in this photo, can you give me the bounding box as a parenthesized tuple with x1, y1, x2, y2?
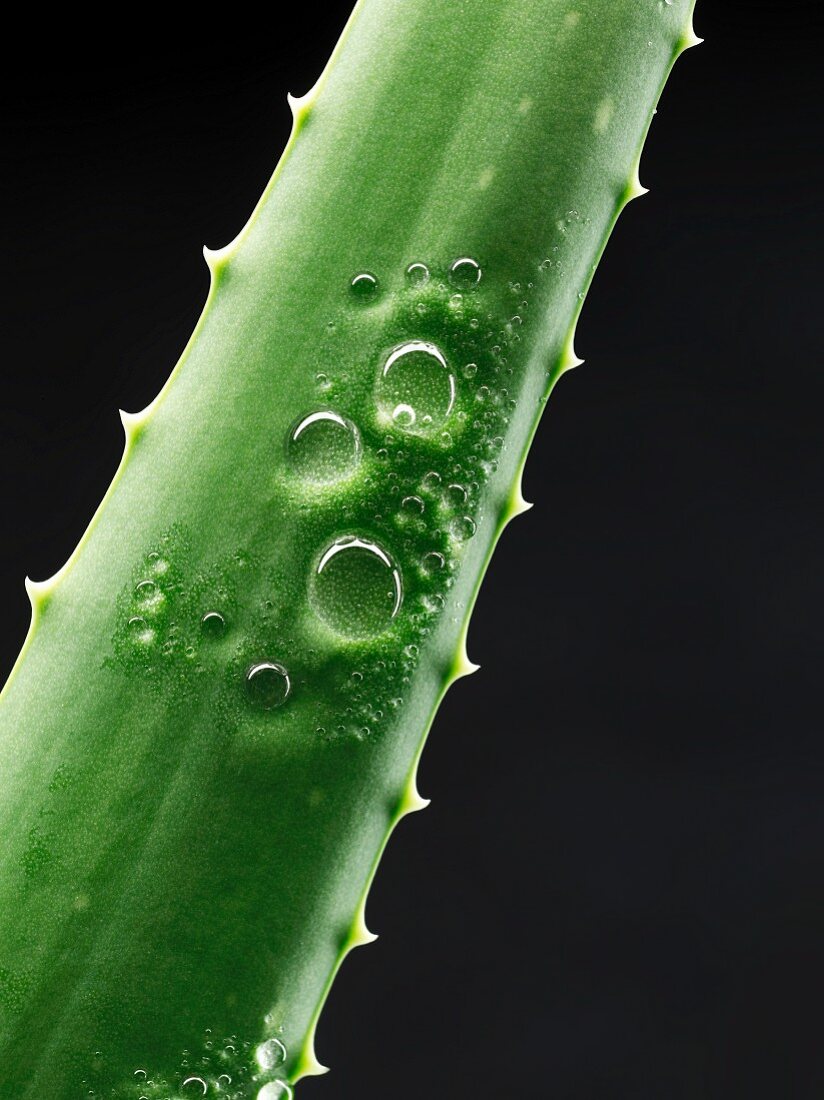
(246, 662, 292, 709)
(200, 611, 227, 638)
(405, 262, 430, 286)
(288, 411, 361, 485)
(448, 256, 482, 288)
(311, 536, 402, 639)
(350, 272, 379, 300)
(376, 341, 455, 435)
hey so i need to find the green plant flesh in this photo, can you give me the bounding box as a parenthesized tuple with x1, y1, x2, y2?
(0, 2, 698, 1096)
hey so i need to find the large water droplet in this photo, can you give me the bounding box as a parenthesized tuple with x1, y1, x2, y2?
(181, 1078, 208, 1096)
(376, 341, 455, 434)
(256, 1039, 287, 1072)
(257, 1084, 293, 1100)
(288, 411, 361, 484)
(449, 256, 482, 288)
(350, 272, 379, 300)
(246, 662, 291, 709)
(311, 536, 402, 639)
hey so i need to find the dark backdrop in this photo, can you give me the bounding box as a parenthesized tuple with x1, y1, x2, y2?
(2, 4, 821, 1098)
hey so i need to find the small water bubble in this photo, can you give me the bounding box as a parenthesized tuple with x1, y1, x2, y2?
(182, 1078, 208, 1096)
(401, 495, 425, 515)
(127, 616, 154, 645)
(377, 341, 455, 435)
(421, 551, 446, 575)
(422, 593, 445, 614)
(134, 580, 158, 602)
(315, 371, 332, 392)
(288, 410, 361, 485)
(405, 262, 430, 286)
(422, 471, 442, 492)
(392, 404, 416, 430)
(255, 1038, 287, 1072)
(448, 256, 482, 288)
(404, 644, 419, 659)
(246, 662, 291, 709)
(449, 293, 463, 309)
(476, 385, 490, 402)
(134, 1070, 147, 1079)
(463, 362, 478, 379)
(415, 302, 427, 315)
(201, 611, 227, 639)
(217, 1077, 232, 1090)
(446, 483, 468, 506)
(350, 272, 379, 300)
(439, 430, 453, 448)
(257, 1084, 293, 1100)
(451, 515, 477, 541)
(311, 536, 403, 639)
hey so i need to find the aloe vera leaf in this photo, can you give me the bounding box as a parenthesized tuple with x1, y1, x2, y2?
(0, 1, 699, 1096)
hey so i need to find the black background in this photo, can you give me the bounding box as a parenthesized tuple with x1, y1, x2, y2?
(2, 4, 822, 1098)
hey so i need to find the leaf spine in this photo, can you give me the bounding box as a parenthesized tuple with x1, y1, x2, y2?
(293, 1028, 329, 1079)
(202, 242, 235, 274)
(348, 899, 378, 949)
(679, 15, 703, 53)
(397, 775, 430, 818)
(559, 337, 584, 374)
(624, 161, 649, 203)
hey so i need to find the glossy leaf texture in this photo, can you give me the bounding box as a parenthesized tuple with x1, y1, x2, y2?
(0, 1, 698, 1096)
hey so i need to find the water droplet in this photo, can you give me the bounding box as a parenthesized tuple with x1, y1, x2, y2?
(246, 662, 291, 709)
(128, 616, 154, 644)
(401, 495, 425, 515)
(450, 515, 477, 541)
(134, 1070, 147, 1079)
(422, 470, 442, 492)
(422, 593, 445, 613)
(315, 371, 332, 392)
(256, 1038, 287, 1071)
(257, 1084, 293, 1100)
(182, 1078, 208, 1095)
(217, 1076, 232, 1090)
(311, 536, 403, 639)
(288, 411, 361, 484)
(405, 262, 430, 286)
(404, 644, 419, 659)
(464, 362, 478, 379)
(446, 483, 468, 506)
(201, 611, 227, 638)
(449, 293, 463, 309)
(377, 341, 455, 434)
(421, 551, 446, 575)
(134, 580, 158, 602)
(448, 256, 482, 288)
(350, 272, 379, 299)
(391, 404, 416, 429)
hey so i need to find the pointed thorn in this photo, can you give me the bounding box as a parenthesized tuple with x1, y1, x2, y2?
(453, 647, 481, 680)
(295, 1042, 329, 1079)
(349, 902, 378, 947)
(560, 339, 584, 373)
(398, 778, 430, 817)
(203, 242, 234, 272)
(681, 19, 704, 51)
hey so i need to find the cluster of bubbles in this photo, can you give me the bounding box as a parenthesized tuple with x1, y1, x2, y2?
(119, 252, 543, 743)
(107, 1031, 292, 1100)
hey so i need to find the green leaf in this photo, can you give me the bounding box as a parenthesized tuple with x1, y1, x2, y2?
(0, 1, 699, 1095)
